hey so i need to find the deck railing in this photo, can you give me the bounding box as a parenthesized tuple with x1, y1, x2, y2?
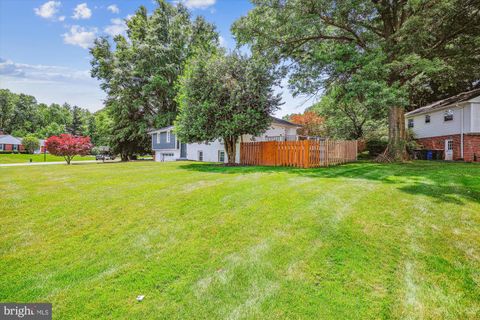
(240, 140, 357, 168)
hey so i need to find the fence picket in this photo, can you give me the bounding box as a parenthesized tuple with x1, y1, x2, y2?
(240, 139, 357, 168)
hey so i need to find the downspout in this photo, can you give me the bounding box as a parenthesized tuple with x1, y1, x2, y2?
(460, 104, 464, 159)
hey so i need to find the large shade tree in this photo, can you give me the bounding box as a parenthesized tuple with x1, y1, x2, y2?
(233, 0, 480, 160)
(175, 51, 281, 165)
(90, 0, 219, 161)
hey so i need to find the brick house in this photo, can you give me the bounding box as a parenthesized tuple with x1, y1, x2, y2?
(405, 88, 480, 162)
(0, 129, 46, 153)
(0, 132, 25, 152)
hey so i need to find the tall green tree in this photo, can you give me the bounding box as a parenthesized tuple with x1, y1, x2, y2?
(0, 89, 16, 130)
(175, 51, 281, 165)
(9, 93, 39, 134)
(69, 106, 83, 136)
(233, 0, 480, 160)
(93, 109, 113, 147)
(90, 0, 219, 161)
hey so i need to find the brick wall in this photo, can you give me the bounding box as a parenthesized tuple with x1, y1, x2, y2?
(416, 134, 480, 162)
(464, 135, 480, 162)
(1, 144, 25, 152)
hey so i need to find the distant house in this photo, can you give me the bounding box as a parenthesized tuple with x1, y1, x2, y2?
(148, 117, 301, 163)
(0, 129, 45, 153)
(34, 140, 46, 154)
(405, 88, 480, 161)
(0, 133, 24, 152)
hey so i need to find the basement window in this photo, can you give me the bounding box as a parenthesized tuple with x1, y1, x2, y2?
(444, 110, 454, 121)
(425, 115, 431, 123)
(218, 150, 225, 162)
(408, 119, 414, 128)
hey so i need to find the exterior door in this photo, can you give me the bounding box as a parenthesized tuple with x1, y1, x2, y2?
(444, 139, 453, 160)
(180, 143, 187, 158)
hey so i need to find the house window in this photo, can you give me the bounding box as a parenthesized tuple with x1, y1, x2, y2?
(0, 144, 3, 151)
(156, 133, 160, 144)
(408, 119, 414, 128)
(444, 110, 454, 121)
(166, 130, 171, 143)
(218, 150, 225, 162)
(13, 144, 18, 151)
(425, 115, 430, 123)
(176, 140, 180, 149)
(447, 140, 453, 151)
(198, 151, 203, 161)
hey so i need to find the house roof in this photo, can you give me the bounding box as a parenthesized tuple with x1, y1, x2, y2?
(406, 88, 480, 117)
(148, 125, 174, 134)
(148, 116, 301, 133)
(0, 135, 22, 145)
(271, 116, 301, 127)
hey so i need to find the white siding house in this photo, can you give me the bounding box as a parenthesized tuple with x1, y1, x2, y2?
(405, 89, 480, 161)
(149, 117, 301, 163)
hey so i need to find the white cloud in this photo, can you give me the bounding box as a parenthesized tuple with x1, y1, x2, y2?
(107, 4, 120, 14)
(0, 58, 105, 111)
(34, 1, 61, 20)
(180, 0, 216, 9)
(72, 3, 92, 20)
(62, 25, 97, 49)
(219, 36, 227, 48)
(58, 15, 66, 21)
(104, 18, 126, 37)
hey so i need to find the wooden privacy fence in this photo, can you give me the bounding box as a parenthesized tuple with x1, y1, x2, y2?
(240, 140, 357, 168)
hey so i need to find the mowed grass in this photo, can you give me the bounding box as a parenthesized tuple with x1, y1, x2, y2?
(0, 153, 95, 164)
(0, 161, 479, 319)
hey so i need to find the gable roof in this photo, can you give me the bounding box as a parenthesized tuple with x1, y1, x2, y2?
(0, 135, 22, 145)
(406, 88, 480, 117)
(149, 116, 301, 133)
(271, 116, 301, 127)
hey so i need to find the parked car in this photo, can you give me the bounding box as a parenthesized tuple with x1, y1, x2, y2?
(95, 154, 116, 161)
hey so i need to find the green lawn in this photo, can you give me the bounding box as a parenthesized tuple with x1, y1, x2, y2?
(0, 153, 95, 164)
(1, 161, 479, 319)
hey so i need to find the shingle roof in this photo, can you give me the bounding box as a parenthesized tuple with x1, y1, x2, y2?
(148, 116, 301, 133)
(271, 116, 302, 127)
(406, 88, 480, 117)
(147, 125, 174, 134)
(0, 135, 22, 145)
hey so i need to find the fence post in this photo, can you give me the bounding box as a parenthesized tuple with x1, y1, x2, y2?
(304, 140, 310, 168)
(325, 139, 329, 167)
(355, 140, 358, 161)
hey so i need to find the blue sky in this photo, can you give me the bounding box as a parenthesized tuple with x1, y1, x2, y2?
(0, 0, 312, 116)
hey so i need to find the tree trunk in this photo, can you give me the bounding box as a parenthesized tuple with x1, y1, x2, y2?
(224, 136, 237, 166)
(384, 106, 409, 161)
(121, 152, 129, 162)
(65, 156, 72, 165)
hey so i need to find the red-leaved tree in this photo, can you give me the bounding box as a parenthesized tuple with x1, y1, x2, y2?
(288, 111, 326, 137)
(45, 134, 92, 165)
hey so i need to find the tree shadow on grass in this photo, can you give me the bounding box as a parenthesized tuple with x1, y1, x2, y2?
(178, 161, 480, 205)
